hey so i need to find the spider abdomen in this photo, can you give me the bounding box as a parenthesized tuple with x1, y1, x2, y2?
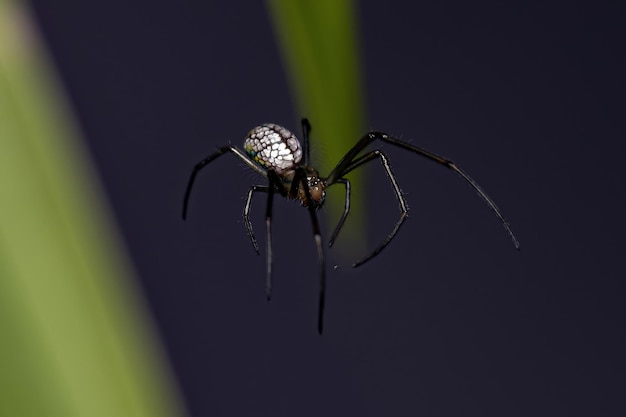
(244, 124, 302, 173)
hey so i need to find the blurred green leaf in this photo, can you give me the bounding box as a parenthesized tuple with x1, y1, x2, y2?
(0, 2, 187, 416)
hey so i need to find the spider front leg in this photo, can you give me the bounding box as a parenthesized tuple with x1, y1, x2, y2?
(327, 132, 520, 250)
(340, 150, 409, 267)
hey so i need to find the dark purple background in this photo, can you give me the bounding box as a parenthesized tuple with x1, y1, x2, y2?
(31, 1, 625, 416)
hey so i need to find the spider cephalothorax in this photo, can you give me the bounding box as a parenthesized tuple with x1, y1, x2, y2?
(183, 118, 519, 334)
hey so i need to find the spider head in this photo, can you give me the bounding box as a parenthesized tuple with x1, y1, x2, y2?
(291, 167, 326, 208)
(304, 174, 326, 208)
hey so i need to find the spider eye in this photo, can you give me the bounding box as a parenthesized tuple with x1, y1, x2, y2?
(244, 124, 302, 172)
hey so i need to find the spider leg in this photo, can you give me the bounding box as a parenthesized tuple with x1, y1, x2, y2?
(183, 145, 268, 220)
(340, 150, 409, 267)
(328, 178, 351, 248)
(326, 132, 520, 249)
(301, 118, 312, 166)
(264, 171, 279, 301)
(292, 167, 326, 334)
(243, 185, 271, 255)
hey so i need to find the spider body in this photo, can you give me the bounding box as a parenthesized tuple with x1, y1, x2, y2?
(183, 119, 519, 334)
(244, 123, 326, 207)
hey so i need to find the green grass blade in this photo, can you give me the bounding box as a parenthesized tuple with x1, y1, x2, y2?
(266, 0, 367, 254)
(0, 3, 187, 416)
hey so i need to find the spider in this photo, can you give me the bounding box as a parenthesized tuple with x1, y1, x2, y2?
(183, 118, 519, 334)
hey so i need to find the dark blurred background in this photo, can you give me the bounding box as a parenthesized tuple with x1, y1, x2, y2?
(30, 1, 625, 416)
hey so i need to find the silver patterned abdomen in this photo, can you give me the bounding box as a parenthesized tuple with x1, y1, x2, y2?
(244, 124, 302, 173)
